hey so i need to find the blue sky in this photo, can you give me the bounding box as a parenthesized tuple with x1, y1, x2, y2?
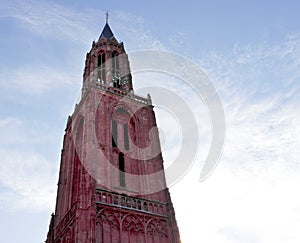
(1, 0, 300, 242)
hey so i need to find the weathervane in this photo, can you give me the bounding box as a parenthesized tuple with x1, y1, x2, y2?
(105, 11, 109, 23)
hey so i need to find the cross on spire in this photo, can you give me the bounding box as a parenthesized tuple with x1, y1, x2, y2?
(105, 11, 109, 23)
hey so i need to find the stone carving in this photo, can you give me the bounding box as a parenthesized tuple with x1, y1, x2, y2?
(122, 214, 144, 233)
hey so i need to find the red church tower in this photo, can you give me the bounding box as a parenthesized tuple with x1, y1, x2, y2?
(46, 18, 181, 243)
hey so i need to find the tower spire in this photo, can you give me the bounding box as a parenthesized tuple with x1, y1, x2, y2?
(105, 10, 109, 23)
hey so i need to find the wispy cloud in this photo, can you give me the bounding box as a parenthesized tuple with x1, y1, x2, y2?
(171, 35, 300, 242)
(0, 1, 165, 50)
(0, 0, 98, 44)
(0, 149, 57, 211)
(112, 11, 165, 50)
(199, 35, 300, 172)
(0, 65, 79, 94)
(0, 117, 57, 211)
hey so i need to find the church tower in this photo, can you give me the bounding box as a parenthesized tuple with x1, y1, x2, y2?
(46, 17, 181, 243)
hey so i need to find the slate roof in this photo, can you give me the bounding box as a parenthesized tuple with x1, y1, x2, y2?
(99, 23, 114, 40)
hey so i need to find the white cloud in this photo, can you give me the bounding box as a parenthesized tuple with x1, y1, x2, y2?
(0, 118, 27, 145)
(172, 161, 300, 243)
(0, 149, 57, 211)
(5, 65, 78, 94)
(0, 1, 165, 50)
(112, 11, 165, 50)
(168, 35, 300, 243)
(0, 117, 58, 211)
(0, 62, 82, 95)
(0, 0, 98, 44)
(205, 38, 300, 173)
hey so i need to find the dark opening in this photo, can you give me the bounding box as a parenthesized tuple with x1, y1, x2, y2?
(112, 52, 120, 88)
(97, 53, 106, 82)
(112, 119, 117, 148)
(144, 202, 148, 211)
(97, 53, 105, 67)
(137, 200, 141, 210)
(113, 195, 118, 205)
(132, 199, 136, 208)
(121, 197, 125, 206)
(119, 152, 125, 187)
(113, 78, 120, 88)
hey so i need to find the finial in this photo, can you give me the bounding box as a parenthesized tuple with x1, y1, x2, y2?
(105, 11, 109, 23)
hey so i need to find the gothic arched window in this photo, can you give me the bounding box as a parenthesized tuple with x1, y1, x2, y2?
(111, 106, 133, 188)
(97, 53, 106, 83)
(112, 51, 120, 88)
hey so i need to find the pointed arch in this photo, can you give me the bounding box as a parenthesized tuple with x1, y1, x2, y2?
(96, 208, 120, 243)
(121, 213, 144, 233)
(145, 218, 168, 238)
(97, 208, 120, 229)
(110, 102, 138, 150)
(97, 51, 106, 83)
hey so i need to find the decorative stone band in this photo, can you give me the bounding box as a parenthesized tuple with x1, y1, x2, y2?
(94, 81, 151, 105)
(95, 188, 167, 217)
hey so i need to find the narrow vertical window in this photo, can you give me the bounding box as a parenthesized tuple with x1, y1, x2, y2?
(97, 53, 106, 82)
(112, 51, 119, 72)
(119, 152, 125, 187)
(112, 119, 117, 148)
(112, 51, 120, 88)
(123, 123, 129, 151)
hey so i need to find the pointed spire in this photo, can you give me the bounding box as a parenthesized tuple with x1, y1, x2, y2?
(99, 11, 114, 40)
(106, 11, 109, 24)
